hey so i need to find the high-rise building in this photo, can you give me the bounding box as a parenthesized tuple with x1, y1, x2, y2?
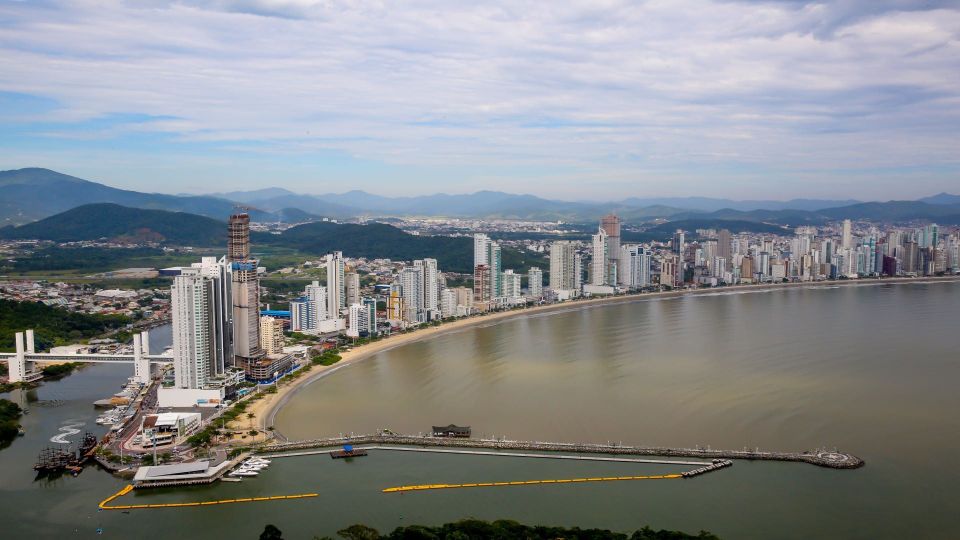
(591, 228, 609, 286)
(549, 241, 576, 291)
(718, 229, 732, 271)
(305, 281, 328, 324)
(416, 259, 439, 312)
(347, 298, 377, 337)
(440, 288, 457, 318)
(289, 297, 314, 332)
(171, 257, 233, 389)
(487, 242, 502, 299)
(620, 245, 651, 288)
(474, 233, 491, 268)
(259, 316, 285, 355)
(600, 214, 622, 285)
(228, 213, 262, 365)
(386, 282, 404, 321)
(672, 230, 685, 285)
(574, 253, 584, 290)
(902, 241, 919, 274)
(400, 266, 424, 323)
(841, 219, 853, 250)
(473, 264, 490, 303)
(345, 271, 360, 307)
(528, 267, 543, 299)
(325, 252, 345, 319)
(502, 269, 522, 304)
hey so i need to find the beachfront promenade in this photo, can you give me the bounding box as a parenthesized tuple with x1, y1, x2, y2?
(258, 433, 865, 469)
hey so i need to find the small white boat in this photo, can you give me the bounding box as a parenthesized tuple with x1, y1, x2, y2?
(247, 458, 271, 464)
(230, 469, 258, 477)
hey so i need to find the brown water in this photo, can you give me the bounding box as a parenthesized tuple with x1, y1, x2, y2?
(273, 281, 960, 538)
(2, 282, 958, 539)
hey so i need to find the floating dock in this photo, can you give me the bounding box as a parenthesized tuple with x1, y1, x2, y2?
(98, 485, 318, 511)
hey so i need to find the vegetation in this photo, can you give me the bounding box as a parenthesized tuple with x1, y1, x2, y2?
(259, 520, 720, 540)
(311, 349, 342, 366)
(0, 299, 129, 352)
(0, 399, 23, 448)
(262, 221, 545, 273)
(0, 203, 229, 245)
(260, 524, 284, 540)
(0, 245, 201, 274)
(40, 362, 82, 379)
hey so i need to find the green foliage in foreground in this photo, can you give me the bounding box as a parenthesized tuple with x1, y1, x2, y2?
(0, 299, 129, 352)
(0, 399, 24, 447)
(259, 520, 721, 540)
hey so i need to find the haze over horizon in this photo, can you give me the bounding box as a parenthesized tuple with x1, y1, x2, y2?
(1, 1, 959, 200)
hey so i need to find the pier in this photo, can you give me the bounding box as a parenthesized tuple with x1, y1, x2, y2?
(260, 433, 864, 469)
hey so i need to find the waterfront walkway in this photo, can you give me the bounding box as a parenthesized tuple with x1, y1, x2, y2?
(262, 445, 715, 466)
(259, 433, 864, 469)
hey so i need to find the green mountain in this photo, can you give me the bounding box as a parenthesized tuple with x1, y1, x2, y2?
(0, 203, 227, 246)
(265, 221, 544, 273)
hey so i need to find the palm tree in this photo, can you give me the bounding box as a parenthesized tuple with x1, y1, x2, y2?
(247, 412, 256, 432)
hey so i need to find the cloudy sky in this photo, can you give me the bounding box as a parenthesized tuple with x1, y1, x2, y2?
(0, 0, 958, 200)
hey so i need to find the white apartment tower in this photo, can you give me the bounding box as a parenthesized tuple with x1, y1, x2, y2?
(325, 252, 345, 319)
(591, 228, 610, 286)
(549, 241, 576, 291)
(171, 258, 233, 389)
(528, 267, 543, 298)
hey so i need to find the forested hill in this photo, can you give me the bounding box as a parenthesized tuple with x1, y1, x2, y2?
(0, 299, 129, 352)
(266, 221, 542, 273)
(0, 203, 226, 246)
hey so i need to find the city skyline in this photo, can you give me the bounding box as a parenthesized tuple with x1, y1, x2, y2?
(1, 1, 959, 199)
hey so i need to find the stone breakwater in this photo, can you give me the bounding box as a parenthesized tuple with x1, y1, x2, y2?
(259, 434, 864, 469)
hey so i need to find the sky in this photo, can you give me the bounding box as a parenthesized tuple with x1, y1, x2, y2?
(0, 0, 958, 201)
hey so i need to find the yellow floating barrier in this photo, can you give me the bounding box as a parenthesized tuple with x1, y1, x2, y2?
(98, 485, 318, 510)
(383, 473, 682, 493)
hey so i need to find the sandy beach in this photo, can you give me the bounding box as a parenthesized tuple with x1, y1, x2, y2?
(251, 275, 960, 437)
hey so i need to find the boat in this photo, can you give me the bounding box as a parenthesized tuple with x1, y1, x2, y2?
(229, 469, 258, 477)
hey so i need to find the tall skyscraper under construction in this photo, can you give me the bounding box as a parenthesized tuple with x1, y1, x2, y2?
(228, 213, 263, 369)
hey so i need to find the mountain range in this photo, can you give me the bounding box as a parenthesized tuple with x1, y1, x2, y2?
(3, 167, 960, 226)
(0, 203, 541, 273)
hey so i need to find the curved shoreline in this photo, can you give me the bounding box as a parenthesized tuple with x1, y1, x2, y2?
(260, 275, 960, 433)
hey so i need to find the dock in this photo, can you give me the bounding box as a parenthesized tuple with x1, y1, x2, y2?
(259, 433, 864, 469)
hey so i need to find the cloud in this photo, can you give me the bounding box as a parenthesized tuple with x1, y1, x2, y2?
(0, 0, 957, 198)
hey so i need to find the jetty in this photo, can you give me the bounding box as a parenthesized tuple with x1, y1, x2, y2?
(259, 432, 864, 469)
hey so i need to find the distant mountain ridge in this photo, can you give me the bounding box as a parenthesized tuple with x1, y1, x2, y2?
(0, 168, 309, 226)
(0, 203, 543, 272)
(2, 168, 959, 226)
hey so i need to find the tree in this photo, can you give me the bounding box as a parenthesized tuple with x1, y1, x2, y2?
(337, 524, 381, 540)
(260, 524, 284, 540)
